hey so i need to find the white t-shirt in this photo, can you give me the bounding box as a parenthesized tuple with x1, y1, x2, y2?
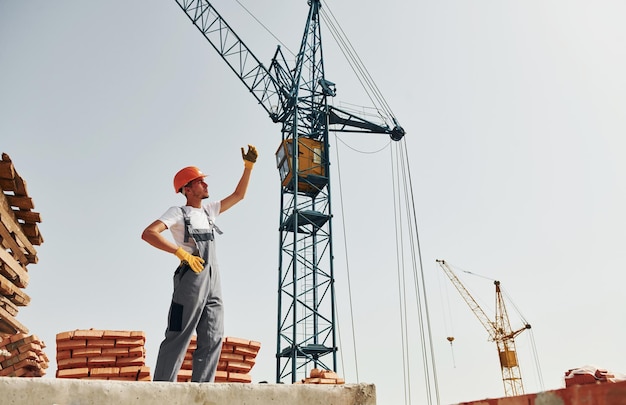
(159, 201, 221, 254)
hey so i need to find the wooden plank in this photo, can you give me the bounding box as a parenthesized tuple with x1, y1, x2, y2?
(0, 273, 30, 306)
(0, 195, 37, 265)
(0, 305, 28, 335)
(0, 221, 29, 266)
(5, 195, 34, 211)
(0, 296, 18, 317)
(21, 223, 43, 246)
(0, 157, 15, 181)
(12, 210, 41, 224)
(0, 248, 29, 288)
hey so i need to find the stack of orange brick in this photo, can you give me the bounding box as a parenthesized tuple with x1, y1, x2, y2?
(177, 336, 261, 383)
(0, 333, 48, 377)
(56, 329, 151, 381)
(298, 368, 345, 385)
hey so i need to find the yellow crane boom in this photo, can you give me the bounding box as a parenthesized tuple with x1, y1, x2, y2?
(436, 259, 531, 397)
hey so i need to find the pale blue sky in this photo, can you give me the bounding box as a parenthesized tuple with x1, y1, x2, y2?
(2, 1, 625, 404)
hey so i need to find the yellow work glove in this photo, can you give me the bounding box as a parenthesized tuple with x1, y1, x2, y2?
(174, 247, 205, 273)
(241, 144, 258, 169)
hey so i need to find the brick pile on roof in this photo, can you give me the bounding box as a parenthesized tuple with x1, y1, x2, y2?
(178, 336, 261, 383)
(55, 329, 151, 381)
(0, 152, 44, 337)
(298, 368, 345, 385)
(0, 333, 49, 377)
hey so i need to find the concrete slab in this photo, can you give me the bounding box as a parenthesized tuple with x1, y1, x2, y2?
(0, 378, 377, 405)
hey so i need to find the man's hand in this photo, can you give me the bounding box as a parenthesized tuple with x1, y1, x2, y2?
(174, 247, 205, 273)
(241, 144, 258, 169)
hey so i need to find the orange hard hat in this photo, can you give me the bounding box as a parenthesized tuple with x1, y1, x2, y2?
(173, 166, 206, 193)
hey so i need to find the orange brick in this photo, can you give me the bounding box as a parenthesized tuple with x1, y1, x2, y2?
(137, 366, 150, 378)
(102, 330, 131, 339)
(242, 357, 256, 367)
(73, 347, 102, 357)
(10, 333, 28, 344)
(181, 359, 193, 370)
(137, 374, 151, 382)
(115, 338, 144, 348)
(73, 330, 104, 340)
(57, 357, 88, 370)
(177, 368, 192, 382)
(87, 339, 115, 348)
(217, 361, 227, 371)
(87, 356, 117, 367)
(214, 370, 229, 382)
(224, 337, 249, 346)
(0, 365, 15, 377)
(119, 365, 141, 378)
(115, 356, 145, 367)
(220, 352, 245, 362)
(226, 361, 252, 373)
(228, 372, 252, 383)
(249, 341, 261, 351)
(57, 339, 87, 350)
(0, 336, 11, 349)
(221, 343, 235, 353)
(57, 367, 89, 378)
(101, 347, 129, 357)
(233, 346, 258, 357)
(128, 346, 144, 357)
(18, 342, 42, 354)
(130, 331, 146, 340)
(55, 331, 74, 342)
(90, 367, 120, 378)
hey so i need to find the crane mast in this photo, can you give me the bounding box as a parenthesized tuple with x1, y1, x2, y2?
(174, 0, 405, 383)
(436, 260, 531, 397)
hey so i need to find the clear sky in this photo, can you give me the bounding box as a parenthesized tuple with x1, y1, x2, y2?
(2, 1, 626, 404)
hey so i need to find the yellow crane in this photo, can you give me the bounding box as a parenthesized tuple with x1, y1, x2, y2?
(436, 259, 531, 397)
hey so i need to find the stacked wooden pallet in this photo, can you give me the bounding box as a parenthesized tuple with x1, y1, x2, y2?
(0, 153, 43, 336)
(177, 336, 261, 383)
(0, 332, 49, 377)
(299, 368, 345, 385)
(56, 329, 151, 381)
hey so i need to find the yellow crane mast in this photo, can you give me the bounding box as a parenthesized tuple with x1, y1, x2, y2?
(436, 259, 531, 397)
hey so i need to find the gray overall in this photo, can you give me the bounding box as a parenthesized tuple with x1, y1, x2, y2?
(153, 207, 224, 382)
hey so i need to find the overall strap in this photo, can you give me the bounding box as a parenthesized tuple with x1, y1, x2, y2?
(204, 208, 223, 235)
(180, 207, 192, 243)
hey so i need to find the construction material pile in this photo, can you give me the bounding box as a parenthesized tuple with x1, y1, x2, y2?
(298, 368, 345, 385)
(0, 153, 44, 337)
(56, 329, 151, 381)
(178, 336, 261, 383)
(0, 333, 49, 377)
(565, 365, 626, 387)
(0, 153, 47, 378)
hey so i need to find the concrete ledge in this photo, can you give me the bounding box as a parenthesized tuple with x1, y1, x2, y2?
(0, 378, 377, 405)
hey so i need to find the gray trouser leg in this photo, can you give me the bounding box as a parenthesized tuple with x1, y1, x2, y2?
(192, 266, 224, 382)
(154, 265, 210, 382)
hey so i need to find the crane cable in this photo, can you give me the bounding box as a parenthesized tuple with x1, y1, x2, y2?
(391, 138, 441, 405)
(332, 133, 362, 383)
(320, 1, 398, 125)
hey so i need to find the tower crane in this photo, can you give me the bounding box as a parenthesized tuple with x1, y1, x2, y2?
(173, 0, 405, 383)
(436, 259, 531, 397)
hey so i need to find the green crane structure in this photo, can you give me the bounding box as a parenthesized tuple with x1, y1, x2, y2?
(436, 259, 531, 397)
(173, 0, 404, 383)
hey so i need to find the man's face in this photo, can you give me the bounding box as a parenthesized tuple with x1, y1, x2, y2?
(185, 177, 209, 199)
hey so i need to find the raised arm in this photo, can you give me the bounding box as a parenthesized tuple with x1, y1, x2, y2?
(220, 145, 257, 213)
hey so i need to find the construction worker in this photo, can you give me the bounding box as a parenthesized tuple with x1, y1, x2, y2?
(141, 145, 258, 382)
